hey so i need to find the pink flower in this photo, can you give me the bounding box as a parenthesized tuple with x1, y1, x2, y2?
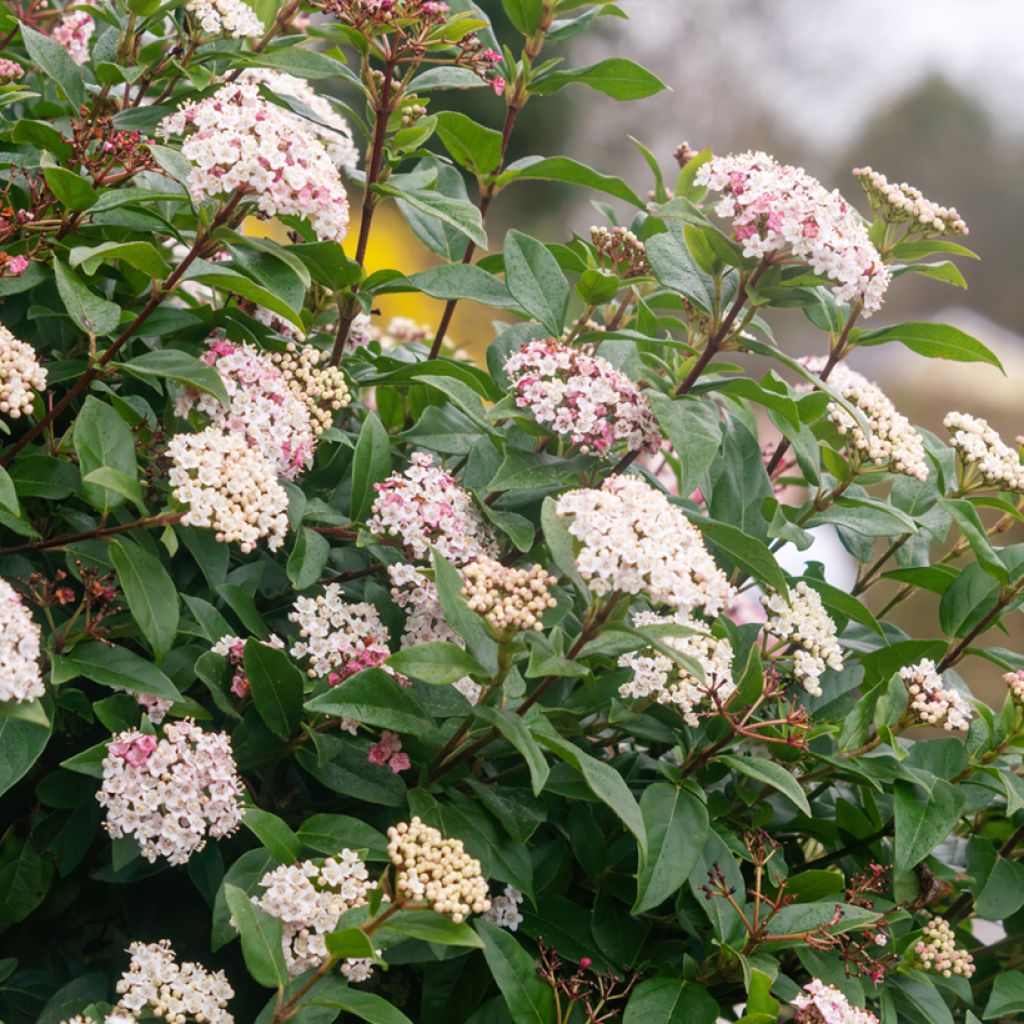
(6, 255, 29, 276)
(491, 76, 506, 97)
(368, 731, 410, 773)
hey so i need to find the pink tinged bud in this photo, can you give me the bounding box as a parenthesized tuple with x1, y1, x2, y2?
(579, 957, 592, 970)
(389, 752, 411, 774)
(491, 77, 506, 97)
(6, 256, 28, 275)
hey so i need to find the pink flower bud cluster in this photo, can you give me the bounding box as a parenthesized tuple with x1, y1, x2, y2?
(803, 358, 928, 481)
(617, 610, 735, 726)
(696, 151, 890, 315)
(483, 884, 524, 931)
(96, 721, 244, 865)
(1004, 669, 1024, 706)
(792, 979, 878, 1024)
(253, 851, 374, 976)
(387, 817, 490, 923)
(388, 563, 482, 704)
(369, 452, 498, 565)
(119, 691, 172, 725)
(211, 632, 285, 697)
(368, 729, 410, 773)
(0, 324, 47, 419)
(0, 58, 23, 81)
(461, 555, 557, 635)
(53, 3, 95, 65)
(900, 659, 973, 732)
(911, 915, 975, 978)
(0, 577, 44, 704)
(160, 81, 350, 243)
(853, 168, 968, 236)
(177, 339, 316, 478)
(763, 582, 844, 696)
(168, 426, 289, 553)
(555, 476, 734, 617)
(186, 0, 263, 37)
(238, 69, 359, 171)
(504, 339, 662, 457)
(289, 583, 394, 682)
(271, 343, 351, 437)
(944, 411, 1024, 492)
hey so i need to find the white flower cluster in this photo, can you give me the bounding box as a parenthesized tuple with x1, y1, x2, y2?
(763, 582, 843, 697)
(96, 722, 244, 865)
(168, 426, 289, 553)
(911, 915, 976, 978)
(503, 339, 662, 457)
(388, 563, 481, 704)
(853, 167, 968, 236)
(617, 611, 735, 726)
(555, 476, 734, 617)
(944, 411, 1024, 492)
(793, 979, 878, 1024)
(461, 556, 557, 635)
(803, 357, 928, 481)
(900, 659, 973, 732)
(0, 324, 47, 419)
(253, 851, 374, 976)
(160, 81, 350, 243)
(270, 343, 351, 438)
(176, 339, 316, 479)
(387, 817, 490, 923)
(0, 577, 44, 704)
(185, 0, 262, 37)
(696, 150, 890, 315)
(53, 3, 95, 65)
(369, 452, 498, 565)
(483, 884, 524, 932)
(238, 69, 359, 171)
(289, 584, 392, 682)
(1004, 669, 1024, 706)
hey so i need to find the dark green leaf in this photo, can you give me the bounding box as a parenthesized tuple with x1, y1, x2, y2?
(110, 539, 179, 661)
(858, 321, 1003, 371)
(503, 230, 570, 334)
(223, 883, 288, 990)
(243, 639, 305, 740)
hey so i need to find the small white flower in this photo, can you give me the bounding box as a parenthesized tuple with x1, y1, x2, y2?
(0, 577, 43, 704)
(763, 582, 843, 697)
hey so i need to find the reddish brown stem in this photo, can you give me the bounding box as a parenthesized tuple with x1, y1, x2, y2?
(0, 512, 182, 556)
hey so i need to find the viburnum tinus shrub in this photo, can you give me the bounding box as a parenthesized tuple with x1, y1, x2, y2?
(1, 0, 1024, 1022)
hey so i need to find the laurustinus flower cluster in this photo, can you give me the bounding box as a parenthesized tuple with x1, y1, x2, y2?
(387, 817, 490, 923)
(96, 721, 244, 865)
(53, 2, 95, 65)
(911, 915, 976, 978)
(271, 342, 351, 435)
(555, 476, 735, 617)
(483, 884, 524, 932)
(460, 555, 557, 635)
(369, 452, 498, 565)
(803, 358, 928, 481)
(0, 58, 23, 81)
(944, 411, 1024, 492)
(590, 224, 651, 277)
(368, 730, 411, 773)
(1005, 669, 1024, 706)
(853, 167, 968, 237)
(696, 150, 890, 315)
(0, 576, 44, 704)
(618, 610, 735, 726)
(762, 582, 844, 696)
(253, 851, 374, 976)
(0, 323, 47, 419)
(159, 81, 350, 243)
(186, 0, 263, 36)
(792, 979, 878, 1024)
(900, 659, 973, 732)
(289, 584, 393, 682)
(504, 339, 662, 457)
(168, 426, 289, 552)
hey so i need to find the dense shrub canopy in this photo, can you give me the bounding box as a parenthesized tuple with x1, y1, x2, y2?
(0, 2, 1022, 1023)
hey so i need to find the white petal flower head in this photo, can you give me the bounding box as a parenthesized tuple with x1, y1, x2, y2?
(944, 411, 1024, 492)
(763, 581, 843, 697)
(0, 577, 44, 704)
(792, 979, 878, 1024)
(900, 659, 973, 732)
(0, 324, 47, 419)
(185, 0, 262, 37)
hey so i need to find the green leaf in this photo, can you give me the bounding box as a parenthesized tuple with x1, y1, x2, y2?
(8, 455, 78, 500)
(73, 396, 137, 513)
(115, 349, 230, 405)
(110, 539, 179, 661)
(433, 551, 499, 674)
(387, 910, 485, 947)
(645, 231, 715, 312)
(623, 979, 719, 1024)
(503, 230, 570, 334)
(633, 783, 708, 913)
(387, 641, 485, 686)
(857, 321, 1003, 371)
(719, 755, 810, 816)
(242, 808, 302, 864)
(435, 111, 503, 173)
(497, 155, 645, 207)
(540, 495, 587, 596)
(51, 642, 183, 703)
(305, 668, 439, 740)
(70, 241, 168, 278)
(942, 497, 1009, 583)
(349, 411, 391, 521)
(471, 705, 549, 796)
(286, 527, 330, 591)
(223, 883, 288, 990)
(324, 927, 376, 959)
(81, 468, 146, 514)
(894, 779, 965, 871)
(243, 639, 305, 740)
(0, 465, 18, 516)
(689, 516, 788, 598)
(501, 0, 543, 33)
(799, 577, 883, 636)
(20, 24, 85, 107)
(54, 258, 121, 336)
(42, 164, 98, 212)
(183, 259, 303, 330)
(983, 971, 1024, 1019)
(374, 184, 487, 248)
(477, 919, 556, 1024)
(532, 58, 666, 100)
(296, 813, 389, 860)
(312, 985, 415, 1024)
(536, 733, 646, 855)
(0, 703, 52, 799)
(384, 264, 514, 307)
